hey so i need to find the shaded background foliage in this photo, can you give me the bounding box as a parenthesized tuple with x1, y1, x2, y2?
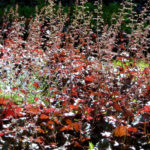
(0, 0, 148, 24)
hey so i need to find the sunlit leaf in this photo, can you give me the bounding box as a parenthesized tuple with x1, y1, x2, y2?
(86, 115, 93, 121)
(33, 82, 40, 89)
(85, 76, 94, 82)
(114, 126, 130, 137)
(40, 114, 49, 120)
(73, 123, 80, 132)
(34, 137, 44, 143)
(128, 127, 138, 133)
(142, 105, 150, 113)
(89, 142, 94, 150)
(60, 125, 73, 131)
(0, 133, 4, 137)
(0, 97, 8, 105)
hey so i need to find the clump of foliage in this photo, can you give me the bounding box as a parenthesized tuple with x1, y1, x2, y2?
(0, 0, 150, 149)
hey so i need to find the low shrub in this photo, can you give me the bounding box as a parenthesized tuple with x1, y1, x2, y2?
(0, 0, 149, 149)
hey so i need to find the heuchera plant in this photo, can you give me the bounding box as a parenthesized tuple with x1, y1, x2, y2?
(0, 0, 150, 149)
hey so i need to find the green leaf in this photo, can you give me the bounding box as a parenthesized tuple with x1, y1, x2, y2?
(89, 142, 94, 150)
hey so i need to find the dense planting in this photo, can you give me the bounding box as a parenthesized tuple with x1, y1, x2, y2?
(0, 0, 150, 149)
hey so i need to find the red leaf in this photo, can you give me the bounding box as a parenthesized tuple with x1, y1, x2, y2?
(118, 57, 124, 61)
(20, 90, 27, 94)
(40, 114, 49, 120)
(119, 43, 126, 50)
(80, 137, 90, 142)
(73, 123, 81, 132)
(48, 120, 54, 125)
(85, 76, 93, 82)
(147, 85, 150, 91)
(12, 87, 19, 91)
(73, 141, 82, 148)
(114, 126, 130, 137)
(33, 82, 39, 88)
(128, 127, 138, 133)
(56, 45, 60, 49)
(27, 107, 40, 115)
(54, 118, 61, 124)
(75, 65, 84, 72)
(60, 125, 73, 131)
(50, 142, 57, 147)
(4, 109, 15, 118)
(0, 133, 4, 137)
(34, 137, 44, 143)
(61, 50, 66, 55)
(44, 108, 55, 113)
(70, 105, 78, 110)
(15, 106, 23, 117)
(142, 105, 150, 113)
(75, 49, 80, 53)
(66, 119, 73, 126)
(0, 97, 8, 105)
(35, 49, 42, 54)
(86, 115, 93, 121)
(38, 129, 45, 134)
(34, 97, 39, 101)
(113, 103, 123, 112)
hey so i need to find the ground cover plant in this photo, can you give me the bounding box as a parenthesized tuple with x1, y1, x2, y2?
(0, 0, 150, 149)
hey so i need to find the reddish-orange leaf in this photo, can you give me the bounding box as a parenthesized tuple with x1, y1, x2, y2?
(34, 137, 44, 143)
(128, 127, 138, 133)
(54, 53, 58, 58)
(119, 43, 126, 50)
(33, 82, 39, 88)
(28, 107, 40, 115)
(61, 50, 65, 55)
(60, 125, 73, 131)
(40, 114, 49, 120)
(0, 133, 4, 137)
(147, 85, 150, 91)
(86, 115, 93, 121)
(66, 119, 73, 126)
(142, 105, 150, 113)
(80, 137, 90, 142)
(0, 97, 8, 105)
(113, 103, 123, 112)
(75, 49, 80, 53)
(47, 125, 53, 130)
(34, 97, 39, 101)
(20, 90, 27, 94)
(73, 123, 80, 132)
(56, 45, 60, 49)
(114, 126, 130, 137)
(75, 65, 84, 72)
(3, 109, 15, 118)
(112, 91, 120, 96)
(12, 87, 19, 91)
(73, 141, 82, 148)
(50, 142, 57, 147)
(54, 118, 61, 124)
(118, 57, 124, 61)
(48, 120, 54, 125)
(123, 110, 133, 119)
(85, 76, 94, 82)
(70, 105, 78, 110)
(37, 128, 45, 134)
(15, 106, 23, 117)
